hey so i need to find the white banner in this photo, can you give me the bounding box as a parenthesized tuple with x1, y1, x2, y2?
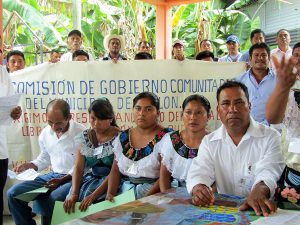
(8, 60, 245, 166)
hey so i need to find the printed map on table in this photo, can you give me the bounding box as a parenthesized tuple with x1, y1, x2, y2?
(65, 188, 260, 225)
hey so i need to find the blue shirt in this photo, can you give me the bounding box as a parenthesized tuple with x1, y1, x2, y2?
(236, 69, 277, 125)
(238, 50, 250, 63)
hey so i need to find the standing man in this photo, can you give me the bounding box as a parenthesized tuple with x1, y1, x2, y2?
(6, 50, 25, 73)
(60, 29, 93, 62)
(199, 39, 213, 52)
(187, 80, 284, 217)
(239, 29, 266, 64)
(7, 99, 85, 225)
(0, 66, 22, 225)
(218, 35, 242, 62)
(236, 43, 276, 125)
(271, 29, 292, 69)
(138, 41, 152, 55)
(103, 34, 127, 62)
(172, 40, 185, 61)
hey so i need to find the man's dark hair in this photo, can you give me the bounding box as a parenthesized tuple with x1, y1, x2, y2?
(293, 42, 300, 54)
(6, 50, 25, 62)
(250, 29, 265, 40)
(46, 99, 71, 119)
(195, 51, 214, 60)
(249, 42, 270, 58)
(276, 29, 289, 37)
(134, 52, 153, 60)
(217, 80, 249, 103)
(68, 29, 82, 38)
(133, 92, 160, 111)
(72, 50, 89, 61)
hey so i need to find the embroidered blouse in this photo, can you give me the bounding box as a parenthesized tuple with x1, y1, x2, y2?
(113, 128, 172, 178)
(159, 130, 199, 181)
(75, 129, 116, 171)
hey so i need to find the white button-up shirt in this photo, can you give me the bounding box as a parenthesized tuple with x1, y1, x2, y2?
(187, 118, 284, 197)
(31, 120, 85, 174)
(0, 66, 15, 159)
(270, 46, 292, 70)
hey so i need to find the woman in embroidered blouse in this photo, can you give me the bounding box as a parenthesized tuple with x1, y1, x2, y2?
(63, 98, 119, 213)
(159, 94, 211, 191)
(107, 92, 172, 200)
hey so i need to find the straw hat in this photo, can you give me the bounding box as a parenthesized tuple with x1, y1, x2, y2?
(103, 34, 125, 52)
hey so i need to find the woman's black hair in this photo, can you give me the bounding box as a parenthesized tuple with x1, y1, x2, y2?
(182, 94, 211, 114)
(88, 98, 117, 127)
(133, 92, 160, 111)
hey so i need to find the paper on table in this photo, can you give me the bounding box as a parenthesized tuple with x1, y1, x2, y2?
(15, 187, 49, 202)
(51, 189, 136, 225)
(251, 209, 300, 225)
(8, 169, 40, 181)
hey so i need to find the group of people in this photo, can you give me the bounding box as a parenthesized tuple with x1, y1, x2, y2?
(3, 28, 293, 71)
(1, 27, 300, 225)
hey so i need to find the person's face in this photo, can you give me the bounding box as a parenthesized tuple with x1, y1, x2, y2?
(109, 38, 121, 55)
(173, 44, 184, 58)
(50, 52, 61, 63)
(292, 47, 300, 73)
(74, 55, 89, 62)
(226, 41, 240, 55)
(139, 42, 152, 54)
(250, 48, 269, 71)
(47, 109, 70, 136)
(217, 87, 250, 133)
(133, 98, 159, 129)
(276, 30, 291, 47)
(7, 55, 25, 73)
(251, 33, 265, 45)
(89, 111, 112, 134)
(67, 34, 82, 51)
(182, 100, 209, 133)
(200, 41, 212, 52)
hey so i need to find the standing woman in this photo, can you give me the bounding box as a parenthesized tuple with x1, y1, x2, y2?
(159, 95, 211, 191)
(64, 98, 119, 213)
(107, 92, 172, 200)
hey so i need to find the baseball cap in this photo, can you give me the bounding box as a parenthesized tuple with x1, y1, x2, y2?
(226, 35, 240, 44)
(68, 29, 82, 38)
(173, 40, 184, 47)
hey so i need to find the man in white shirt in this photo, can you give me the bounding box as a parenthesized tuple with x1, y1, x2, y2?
(187, 80, 284, 217)
(270, 29, 292, 70)
(0, 66, 22, 225)
(7, 99, 85, 225)
(60, 29, 93, 62)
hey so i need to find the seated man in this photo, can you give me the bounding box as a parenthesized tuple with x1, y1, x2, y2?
(187, 80, 284, 217)
(72, 50, 90, 62)
(7, 99, 85, 225)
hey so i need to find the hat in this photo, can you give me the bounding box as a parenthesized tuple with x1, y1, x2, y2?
(103, 34, 125, 52)
(226, 35, 240, 44)
(173, 40, 184, 47)
(68, 29, 82, 38)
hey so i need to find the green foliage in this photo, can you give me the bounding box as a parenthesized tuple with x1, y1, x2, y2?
(3, 0, 260, 64)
